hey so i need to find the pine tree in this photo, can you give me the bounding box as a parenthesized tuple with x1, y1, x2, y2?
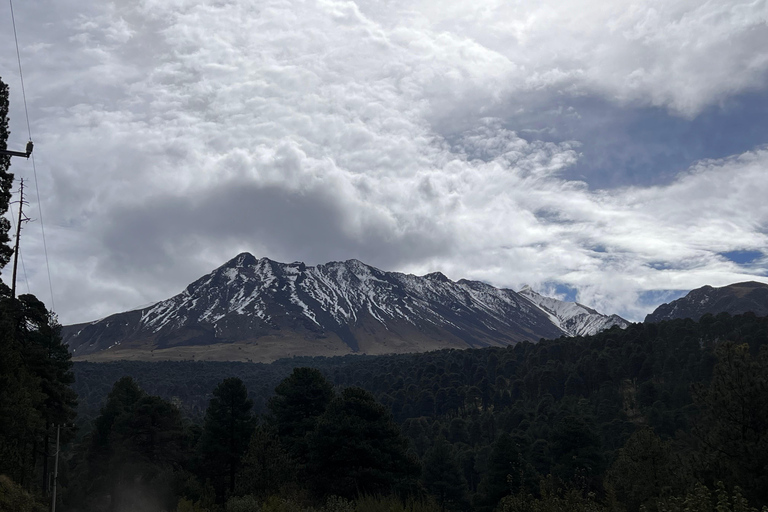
(422, 436, 469, 512)
(604, 427, 675, 512)
(0, 77, 16, 267)
(267, 367, 333, 462)
(476, 433, 525, 512)
(199, 377, 256, 501)
(69, 378, 187, 512)
(306, 386, 420, 499)
(236, 425, 296, 499)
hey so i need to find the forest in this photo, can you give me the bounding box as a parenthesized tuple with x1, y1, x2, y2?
(4, 298, 768, 511)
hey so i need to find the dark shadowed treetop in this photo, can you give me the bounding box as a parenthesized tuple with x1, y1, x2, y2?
(199, 377, 256, 499)
(307, 386, 420, 499)
(0, 77, 15, 269)
(268, 367, 334, 460)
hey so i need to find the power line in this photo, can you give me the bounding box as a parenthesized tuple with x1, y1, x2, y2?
(8, 0, 55, 311)
(30, 154, 54, 311)
(9, 0, 31, 140)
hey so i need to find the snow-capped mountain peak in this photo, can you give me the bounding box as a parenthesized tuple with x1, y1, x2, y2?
(63, 254, 627, 362)
(518, 286, 629, 337)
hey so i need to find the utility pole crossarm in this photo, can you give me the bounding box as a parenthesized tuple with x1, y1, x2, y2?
(1, 141, 33, 158)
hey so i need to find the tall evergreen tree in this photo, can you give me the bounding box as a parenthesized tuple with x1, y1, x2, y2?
(199, 377, 256, 501)
(267, 367, 333, 462)
(236, 425, 296, 500)
(68, 377, 187, 512)
(307, 386, 420, 499)
(476, 433, 526, 512)
(422, 436, 469, 512)
(0, 77, 15, 267)
(605, 428, 675, 512)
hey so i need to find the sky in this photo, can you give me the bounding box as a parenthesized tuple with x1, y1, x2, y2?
(1, 0, 767, 325)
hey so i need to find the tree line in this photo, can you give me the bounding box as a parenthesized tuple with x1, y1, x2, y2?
(62, 312, 768, 512)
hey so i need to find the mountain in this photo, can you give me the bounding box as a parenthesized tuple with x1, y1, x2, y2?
(645, 281, 768, 323)
(517, 285, 629, 336)
(63, 253, 572, 363)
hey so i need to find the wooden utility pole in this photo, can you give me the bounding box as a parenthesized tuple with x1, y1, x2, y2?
(50, 424, 60, 512)
(11, 177, 30, 299)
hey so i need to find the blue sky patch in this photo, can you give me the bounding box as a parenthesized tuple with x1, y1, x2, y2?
(720, 250, 763, 265)
(511, 90, 768, 190)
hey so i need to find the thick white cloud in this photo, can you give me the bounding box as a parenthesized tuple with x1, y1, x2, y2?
(0, 0, 766, 323)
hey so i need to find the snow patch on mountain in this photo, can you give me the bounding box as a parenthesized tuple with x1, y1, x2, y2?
(63, 253, 630, 359)
(518, 285, 629, 337)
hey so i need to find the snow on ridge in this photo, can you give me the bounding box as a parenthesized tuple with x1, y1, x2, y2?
(518, 286, 628, 337)
(128, 256, 623, 341)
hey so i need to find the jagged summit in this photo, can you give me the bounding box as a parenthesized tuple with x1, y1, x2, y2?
(62, 255, 625, 363)
(518, 286, 629, 337)
(424, 271, 451, 283)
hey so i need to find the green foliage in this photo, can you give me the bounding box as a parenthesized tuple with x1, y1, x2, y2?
(0, 77, 16, 267)
(259, 496, 306, 512)
(351, 495, 440, 512)
(176, 497, 215, 512)
(65, 313, 768, 511)
(0, 289, 76, 496)
(199, 377, 257, 500)
(226, 494, 260, 512)
(549, 415, 604, 487)
(322, 495, 355, 512)
(654, 482, 768, 512)
(307, 387, 420, 499)
(236, 426, 297, 500)
(67, 377, 188, 512)
(688, 343, 768, 507)
(476, 432, 538, 512)
(0, 475, 44, 512)
(605, 428, 675, 512)
(422, 436, 469, 511)
(268, 367, 334, 462)
(497, 486, 610, 512)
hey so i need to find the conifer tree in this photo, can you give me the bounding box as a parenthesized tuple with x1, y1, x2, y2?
(306, 386, 420, 499)
(236, 425, 296, 499)
(199, 377, 256, 500)
(422, 436, 469, 511)
(0, 77, 15, 267)
(267, 367, 333, 462)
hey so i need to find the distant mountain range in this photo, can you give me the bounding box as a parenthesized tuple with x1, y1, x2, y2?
(62, 253, 627, 362)
(645, 281, 768, 323)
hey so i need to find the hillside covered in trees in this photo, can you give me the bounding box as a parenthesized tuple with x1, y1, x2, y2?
(60, 312, 768, 512)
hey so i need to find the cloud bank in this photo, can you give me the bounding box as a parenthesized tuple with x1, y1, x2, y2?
(0, 0, 767, 323)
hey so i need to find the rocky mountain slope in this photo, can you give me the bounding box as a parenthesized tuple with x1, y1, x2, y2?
(64, 253, 577, 362)
(645, 281, 768, 323)
(518, 286, 629, 336)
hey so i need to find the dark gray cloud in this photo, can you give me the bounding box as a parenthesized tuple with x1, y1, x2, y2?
(98, 180, 452, 275)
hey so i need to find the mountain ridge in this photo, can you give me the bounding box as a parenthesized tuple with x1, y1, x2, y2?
(517, 285, 629, 336)
(63, 253, 627, 362)
(645, 281, 768, 323)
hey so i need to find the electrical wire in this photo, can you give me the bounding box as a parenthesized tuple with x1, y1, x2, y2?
(8, 0, 56, 312)
(9, 0, 31, 140)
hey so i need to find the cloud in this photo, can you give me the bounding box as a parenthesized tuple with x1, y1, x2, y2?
(0, 0, 766, 324)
